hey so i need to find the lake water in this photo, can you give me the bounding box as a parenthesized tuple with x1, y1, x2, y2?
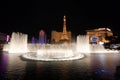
(0, 51, 120, 80)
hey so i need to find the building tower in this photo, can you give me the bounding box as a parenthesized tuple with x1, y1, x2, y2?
(51, 15, 71, 43)
(60, 15, 69, 40)
(39, 30, 46, 44)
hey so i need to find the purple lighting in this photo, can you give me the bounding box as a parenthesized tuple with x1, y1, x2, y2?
(39, 30, 46, 44)
(32, 36, 37, 44)
(6, 35, 10, 42)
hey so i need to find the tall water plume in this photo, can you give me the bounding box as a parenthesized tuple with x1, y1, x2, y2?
(76, 35, 90, 53)
(76, 35, 119, 53)
(8, 32, 28, 53)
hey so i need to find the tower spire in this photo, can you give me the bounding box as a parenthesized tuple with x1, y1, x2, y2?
(61, 15, 69, 40)
(63, 15, 67, 34)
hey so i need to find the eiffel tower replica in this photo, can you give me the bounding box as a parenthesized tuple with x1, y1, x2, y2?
(60, 15, 70, 43)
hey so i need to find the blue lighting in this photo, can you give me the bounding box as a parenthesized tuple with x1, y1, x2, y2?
(39, 30, 46, 44)
(92, 37, 98, 43)
(95, 69, 112, 75)
(95, 72, 99, 74)
(101, 69, 107, 72)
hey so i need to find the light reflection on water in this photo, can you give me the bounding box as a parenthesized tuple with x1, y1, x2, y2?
(0, 51, 120, 80)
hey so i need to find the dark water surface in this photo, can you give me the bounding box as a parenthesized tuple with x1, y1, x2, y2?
(0, 51, 120, 80)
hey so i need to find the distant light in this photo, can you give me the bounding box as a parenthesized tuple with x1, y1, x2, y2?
(8, 42, 10, 44)
(39, 30, 45, 36)
(95, 69, 112, 75)
(91, 36, 98, 43)
(98, 28, 111, 31)
(99, 41, 104, 45)
(95, 72, 99, 74)
(106, 28, 111, 31)
(6, 35, 10, 42)
(101, 69, 107, 72)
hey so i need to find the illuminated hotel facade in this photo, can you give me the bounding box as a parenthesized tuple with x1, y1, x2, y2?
(51, 15, 71, 43)
(86, 28, 113, 44)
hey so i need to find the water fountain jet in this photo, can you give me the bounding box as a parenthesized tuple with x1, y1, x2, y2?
(3, 33, 119, 61)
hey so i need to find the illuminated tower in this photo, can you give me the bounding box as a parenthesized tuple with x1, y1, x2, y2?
(51, 15, 71, 43)
(60, 15, 69, 40)
(39, 30, 46, 44)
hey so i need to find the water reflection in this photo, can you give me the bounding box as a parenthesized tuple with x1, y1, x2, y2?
(114, 66, 120, 80)
(23, 61, 38, 80)
(0, 51, 8, 80)
(0, 51, 120, 80)
(3, 52, 26, 80)
(90, 53, 120, 80)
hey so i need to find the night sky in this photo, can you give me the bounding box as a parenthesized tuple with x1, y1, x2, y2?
(0, 0, 120, 39)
